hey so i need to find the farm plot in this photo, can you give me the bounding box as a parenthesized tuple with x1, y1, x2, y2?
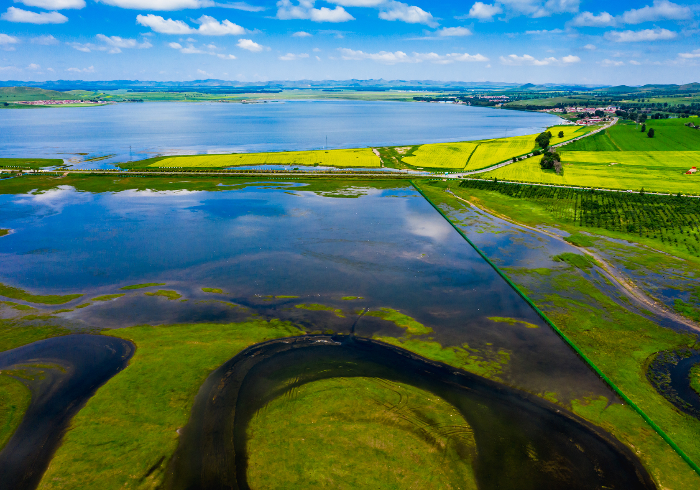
(561, 151, 700, 167)
(401, 142, 478, 169)
(478, 153, 700, 194)
(466, 135, 536, 170)
(149, 148, 380, 168)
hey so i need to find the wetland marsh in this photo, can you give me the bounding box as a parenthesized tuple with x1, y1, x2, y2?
(0, 176, 666, 489)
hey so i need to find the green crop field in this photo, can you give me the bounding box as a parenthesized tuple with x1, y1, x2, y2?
(401, 125, 591, 171)
(478, 153, 700, 194)
(145, 148, 380, 168)
(565, 118, 700, 152)
(562, 151, 700, 168)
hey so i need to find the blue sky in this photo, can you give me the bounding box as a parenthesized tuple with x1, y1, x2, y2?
(0, 0, 699, 84)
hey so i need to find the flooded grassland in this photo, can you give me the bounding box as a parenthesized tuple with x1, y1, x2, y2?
(0, 175, 677, 489)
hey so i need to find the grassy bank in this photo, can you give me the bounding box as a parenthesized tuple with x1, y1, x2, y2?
(0, 158, 64, 169)
(247, 376, 477, 490)
(0, 282, 82, 305)
(0, 374, 31, 451)
(415, 179, 700, 489)
(38, 319, 303, 490)
(121, 148, 380, 169)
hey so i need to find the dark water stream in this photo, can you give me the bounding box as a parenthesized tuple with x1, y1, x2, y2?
(648, 349, 700, 419)
(167, 335, 654, 490)
(0, 335, 134, 490)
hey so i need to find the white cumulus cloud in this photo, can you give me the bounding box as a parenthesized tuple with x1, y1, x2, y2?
(66, 65, 94, 72)
(0, 34, 20, 45)
(326, 0, 384, 5)
(69, 34, 152, 53)
(137, 14, 246, 35)
(621, 0, 692, 24)
(95, 0, 212, 10)
(14, 0, 85, 9)
(338, 48, 488, 64)
(279, 52, 309, 60)
(293, 31, 312, 37)
(679, 49, 700, 59)
(379, 1, 436, 27)
(467, 2, 502, 20)
(570, 11, 616, 27)
(237, 38, 265, 51)
(31, 34, 59, 44)
(276, 0, 354, 22)
(2, 7, 68, 23)
(437, 26, 471, 36)
(500, 53, 578, 65)
(169, 41, 236, 58)
(583, 43, 596, 50)
(605, 27, 676, 42)
(600, 59, 624, 66)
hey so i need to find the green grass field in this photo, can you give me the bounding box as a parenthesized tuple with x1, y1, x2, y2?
(144, 148, 380, 169)
(0, 282, 82, 305)
(478, 152, 700, 194)
(566, 118, 700, 152)
(0, 374, 31, 451)
(247, 376, 478, 490)
(401, 125, 591, 171)
(38, 319, 304, 490)
(0, 158, 64, 169)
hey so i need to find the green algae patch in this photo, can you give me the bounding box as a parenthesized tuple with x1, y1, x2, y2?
(0, 282, 82, 305)
(553, 252, 600, 271)
(0, 229, 9, 237)
(247, 376, 478, 490)
(375, 336, 510, 381)
(75, 303, 91, 309)
(674, 298, 700, 323)
(53, 309, 73, 313)
(120, 283, 166, 290)
(366, 308, 431, 335)
(201, 288, 224, 294)
(0, 302, 35, 311)
(341, 296, 363, 300)
(92, 294, 125, 302)
(295, 303, 345, 318)
(144, 290, 181, 301)
(38, 319, 304, 490)
(488, 316, 539, 329)
(275, 295, 299, 299)
(0, 374, 31, 451)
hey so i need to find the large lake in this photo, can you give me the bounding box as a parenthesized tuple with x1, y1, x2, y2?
(0, 100, 562, 167)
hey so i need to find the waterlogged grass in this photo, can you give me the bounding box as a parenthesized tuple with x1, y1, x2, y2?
(294, 303, 345, 318)
(0, 282, 82, 305)
(366, 307, 432, 335)
(553, 252, 600, 270)
(120, 283, 166, 290)
(39, 319, 304, 490)
(690, 364, 700, 397)
(416, 182, 700, 488)
(144, 290, 181, 301)
(0, 322, 70, 352)
(0, 374, 31, 450)
(144, 148, 380, 169)
(0, 301, 35, 311)
(487, 316, 539, 328)
(375, 337, 511, 381)
(92, 294, 125, 302)
(341, 296, 363, 300)
(564, 232, 596, 247)
(247, 377, 478, 490)
(201, 287, 223, 294)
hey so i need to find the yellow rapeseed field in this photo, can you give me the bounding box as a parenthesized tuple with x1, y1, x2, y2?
(150, 148, 380, 168)
(401, 143, 478, 169)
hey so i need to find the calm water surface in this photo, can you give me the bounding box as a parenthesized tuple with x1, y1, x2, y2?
(0, 101, 562, 167)
(0, 180, 610, 402)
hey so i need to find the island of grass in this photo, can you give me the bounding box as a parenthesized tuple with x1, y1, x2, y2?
(92, 294, 125, 302)
(366, 307, 432, 335)
(144, 290, 181, 300)
(247, 376, 477, 489)
(0, 282, 82, 305)
(488, 316, 539, 328)
(341, 296, 363, 300)
(294, 303, 345, 317)
(691, 364, 700, 398)
(120, 148, 380, 170)
(201, 287, 223, 294)
(120, 283, 166, 290)
(0, 230, 10, 237)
